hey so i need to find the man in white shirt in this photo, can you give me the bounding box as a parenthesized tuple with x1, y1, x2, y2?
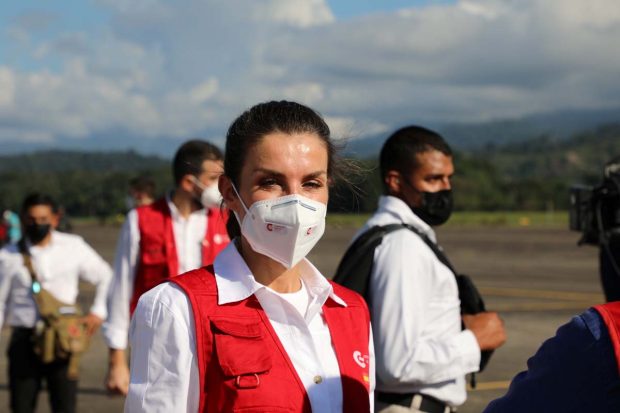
(0, 193, 112, 413)
(104, 140, 229, 395)
(360, 126, 506, 413)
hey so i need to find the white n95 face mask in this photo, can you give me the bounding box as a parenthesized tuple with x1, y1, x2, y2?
(192, 176, 223, 208)
(232, 185, 327, 269)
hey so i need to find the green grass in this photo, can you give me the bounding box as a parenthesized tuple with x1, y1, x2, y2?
(326, 214, 371, 228)
(447, 211, 568, 227)
(70, 210, 569, 229)
(327, 211, 569, 228)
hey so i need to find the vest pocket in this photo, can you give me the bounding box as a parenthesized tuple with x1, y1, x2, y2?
(211, 317, 272, 378)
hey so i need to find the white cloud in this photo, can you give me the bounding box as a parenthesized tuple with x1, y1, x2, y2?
(189, 78, 219, 104)
(282, 82, 325, 104)
(325, 116, 390, 141)
(255, 0, 334, 27)
(458, 0, 502, 19)
(1, 0, 619, 150)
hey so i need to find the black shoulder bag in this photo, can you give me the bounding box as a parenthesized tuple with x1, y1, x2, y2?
(333, 223, 494, 376)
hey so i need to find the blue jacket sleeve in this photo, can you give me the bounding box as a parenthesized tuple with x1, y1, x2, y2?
(483, 308, 620, 413)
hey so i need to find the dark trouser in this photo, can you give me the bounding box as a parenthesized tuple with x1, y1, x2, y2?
(376, 392, 456, 413)
(7, 328, 77, 413)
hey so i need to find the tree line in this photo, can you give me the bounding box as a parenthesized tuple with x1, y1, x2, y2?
(1, 124, 619, 217)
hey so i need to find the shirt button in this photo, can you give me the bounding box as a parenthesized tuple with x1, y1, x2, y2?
(313, 375, 323, 384)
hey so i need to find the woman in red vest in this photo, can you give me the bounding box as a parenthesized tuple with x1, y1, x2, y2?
(125, 100, 374, 412)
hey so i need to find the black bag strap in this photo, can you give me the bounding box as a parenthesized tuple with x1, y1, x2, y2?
(333, 224, 408, 301)
(333, 223, 455, 296)
(334, 222, 491, 381)
(398, 223, 457, 274)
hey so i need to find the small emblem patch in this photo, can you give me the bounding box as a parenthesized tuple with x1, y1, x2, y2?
(353, 350, 369, 368)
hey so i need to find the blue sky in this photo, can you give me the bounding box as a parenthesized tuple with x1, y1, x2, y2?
(0, 0, 619, 155)
(0, 0, 106, 72)
(329, 0, 455, 18)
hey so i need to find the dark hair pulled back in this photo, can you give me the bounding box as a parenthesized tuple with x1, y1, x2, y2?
(224, 100, 339, 238)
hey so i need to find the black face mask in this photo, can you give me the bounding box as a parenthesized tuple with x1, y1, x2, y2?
(25, 223, 51, 244)
(410, 189, 454, 227)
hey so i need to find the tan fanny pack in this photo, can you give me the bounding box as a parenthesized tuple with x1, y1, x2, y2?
(20, 243, 89, 379)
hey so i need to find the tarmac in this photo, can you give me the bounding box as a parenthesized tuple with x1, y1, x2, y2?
(0, 222, 603, 412)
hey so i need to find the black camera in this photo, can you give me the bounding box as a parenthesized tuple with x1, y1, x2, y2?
(569, 157, 620, 245)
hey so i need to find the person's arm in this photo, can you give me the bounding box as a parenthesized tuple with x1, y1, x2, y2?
(125, 283, 199, 412)
(75, 236, 113, 335)
(0, 249, 15, 332)
(483, 308, 618, 413)
(370, 231, 481, 386)
(103, 210, 139, 395)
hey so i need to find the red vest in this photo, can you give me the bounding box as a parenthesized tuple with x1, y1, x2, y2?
(130, 199, 229, 314)
(594, 301, 620, 375)
(171, 267, 371, 413)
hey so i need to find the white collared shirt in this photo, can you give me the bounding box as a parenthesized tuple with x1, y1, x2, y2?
(125, 241, 375, 413)
(0, 231, 112, 330)
(360, 195, 480, 407)
(103, 195, 207, 350)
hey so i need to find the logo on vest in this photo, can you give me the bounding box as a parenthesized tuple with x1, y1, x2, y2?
(353, 350, 369, 368)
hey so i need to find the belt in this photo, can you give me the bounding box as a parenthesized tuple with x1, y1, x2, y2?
(376, 392, 455, 413)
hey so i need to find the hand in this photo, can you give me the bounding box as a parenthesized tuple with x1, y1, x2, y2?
(82, 313, 104, 337)
(106, 349, 130, 396)
(462, 312, 507, 351)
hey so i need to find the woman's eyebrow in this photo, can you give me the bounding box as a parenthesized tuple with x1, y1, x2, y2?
(252, 168, 326, 178)
(252, 168, 285, 178)
(303, 171, 327, 180)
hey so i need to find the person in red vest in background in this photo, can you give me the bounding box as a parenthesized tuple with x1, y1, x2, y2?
(126, 174, 156, 209)
(483, 302, 620, 412)
(125, 101, 374, 412)
(104, 139, 230, 395)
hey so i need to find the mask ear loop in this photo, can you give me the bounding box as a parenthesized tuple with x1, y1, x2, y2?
(190, 175, 206, 191)
(230, 183, 252, 218)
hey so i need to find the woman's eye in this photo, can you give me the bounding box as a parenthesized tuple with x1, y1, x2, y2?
(259, 178, 278, 188)
(303, 181, 323, 189)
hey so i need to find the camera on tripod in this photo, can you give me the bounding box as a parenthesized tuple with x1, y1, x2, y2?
(569, 157, 620, 246)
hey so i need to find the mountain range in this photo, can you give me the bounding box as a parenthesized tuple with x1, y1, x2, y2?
(1, 107, 618, 159)
(343, 106, 620, 158)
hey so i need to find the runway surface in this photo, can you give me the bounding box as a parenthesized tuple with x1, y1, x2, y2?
(0, 222, 602, 412)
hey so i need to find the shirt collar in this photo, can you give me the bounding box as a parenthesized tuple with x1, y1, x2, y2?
(213, 240, 346, 307)
(377, 195, 437, 241)
(27, 230, 58, 252)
